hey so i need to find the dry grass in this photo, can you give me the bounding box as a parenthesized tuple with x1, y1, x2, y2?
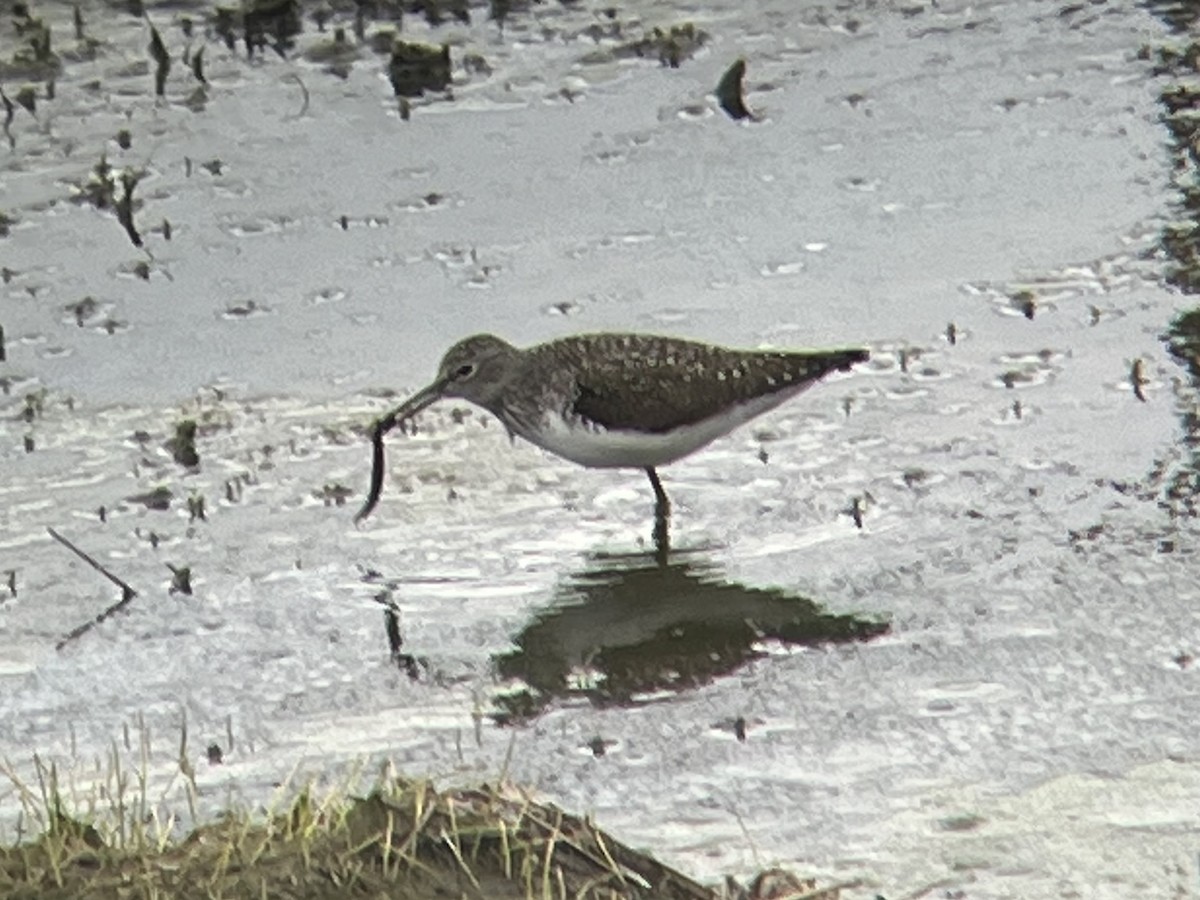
(0, 761, 730, 899)
(0, 717, 845, 900)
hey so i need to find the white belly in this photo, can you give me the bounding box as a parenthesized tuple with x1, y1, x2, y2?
(516, 386, 810, 469)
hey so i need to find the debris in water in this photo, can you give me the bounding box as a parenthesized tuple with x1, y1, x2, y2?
(129, 486, 173, 510)
(621, 23, 707, 68)
(187, 494, 207, 521)
(170, 419, 200, 467)
(167, 563, 192, 595)
(116, 170, 143, 247)
(191, 44, 206, 84)
(388, 41, 452, 98)
(287, 73, 309, 117)
(49, 527, 140, 650)
(14, 86, 36, 115)
(147, 16, 170, 97)
(849, 495, 865, 529)
(1130, 358, 1148, 401)
(0, 88, 13, 149)
(1012, 289, 1036, 319)
(716, 58, 752, 120)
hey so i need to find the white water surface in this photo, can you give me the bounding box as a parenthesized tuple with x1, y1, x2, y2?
(2, 0, 1199, 897)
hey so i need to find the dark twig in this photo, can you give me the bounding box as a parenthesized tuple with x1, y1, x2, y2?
(146, 16, 171, 97)
(1131, 358, 1148, 402)
(48, 527, 140, 650)
(190, 44, 206, 85)
(1, 88, 15, 150)
(715, 58, 752, 121)
(116, 170, 143, 247)
(384, 603, 402, 656)
(372, 590, 419, 679)
(286, 73, 309, 118)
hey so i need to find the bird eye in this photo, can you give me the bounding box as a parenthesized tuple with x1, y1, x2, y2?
(453, 363, 475, 380)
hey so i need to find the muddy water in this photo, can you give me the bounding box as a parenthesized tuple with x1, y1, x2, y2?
(2, 0, 1198, 897)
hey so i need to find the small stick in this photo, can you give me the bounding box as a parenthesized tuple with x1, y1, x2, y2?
(48, 527, 139, 650)
(286, 73, 309, 118)
(715, 58, 752, 121)
(371, 590, 420, 679)
(1130, 358, 1148, 402)
(354, 412, 399, 523)
(146, 16, 171, 97)
(190, 44, 206, 85)
(0, 87, 14, 150)
(116, 171, 143, 247)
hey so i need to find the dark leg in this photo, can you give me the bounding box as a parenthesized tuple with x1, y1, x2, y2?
(644, 467, 670, 514)
(645, 467, 670, 562)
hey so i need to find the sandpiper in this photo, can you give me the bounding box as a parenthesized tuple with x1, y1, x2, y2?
(357, 333, 868, 551)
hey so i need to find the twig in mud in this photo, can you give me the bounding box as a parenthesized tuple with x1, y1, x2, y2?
(372, 590, 420, 679)
(167, 563, 192, 595)
(190, 44, 206, 85)
(48, 527, 140, 650)
(13, 87, 36, 116)
(1131, 358, 1149, 402)
(384, 605, 402, 656)
(849, 495, 865, 529)
(115, 170, 143, 247)
(286, 73, 310, 118)
(354, 411, 400, 523)
(146, 16, 171, 97)
(0, 88, 13, 150)
(491, 0, 511, 34)
(715, 58, 752, 121)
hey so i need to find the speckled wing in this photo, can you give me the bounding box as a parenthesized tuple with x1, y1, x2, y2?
(541, 335, 867, 435)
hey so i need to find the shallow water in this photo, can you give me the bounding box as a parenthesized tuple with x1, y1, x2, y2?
(2, 0, 1199, 897)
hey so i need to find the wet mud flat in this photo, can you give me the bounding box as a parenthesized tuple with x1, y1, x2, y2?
(2, 0, 1200, 897)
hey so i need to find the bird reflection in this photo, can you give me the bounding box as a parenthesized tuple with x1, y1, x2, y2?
(491, 550, 889, 724)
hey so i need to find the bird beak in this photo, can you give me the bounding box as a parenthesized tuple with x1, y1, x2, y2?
(376, 376, 450, 435)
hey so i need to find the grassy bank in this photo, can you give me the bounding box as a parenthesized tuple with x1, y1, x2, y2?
(0, 766, 842, 900)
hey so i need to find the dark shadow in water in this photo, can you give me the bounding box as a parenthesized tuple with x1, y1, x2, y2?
(491, 550, 889, 725)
